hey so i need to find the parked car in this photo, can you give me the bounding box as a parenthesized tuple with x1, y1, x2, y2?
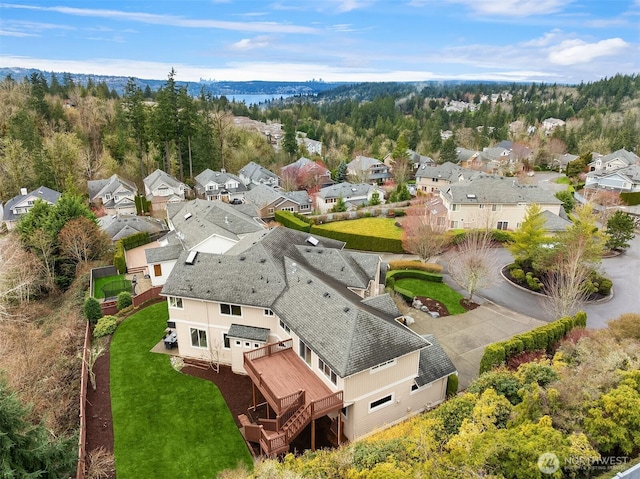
(230, 198, 243, 205)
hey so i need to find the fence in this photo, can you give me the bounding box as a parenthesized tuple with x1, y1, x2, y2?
(90, 266, 118, 297)
(132, 286, 164, 307)
(76, 320, 91, 479)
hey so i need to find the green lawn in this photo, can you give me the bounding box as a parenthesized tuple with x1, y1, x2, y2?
(394, 278, 467, 315)
(110, 302, 253, 479)
(93, 274, 130, 299)
(553, 176, 571, 185)
(314, 217, 403, 239)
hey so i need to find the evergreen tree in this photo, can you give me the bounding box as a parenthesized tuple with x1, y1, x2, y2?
(508, 203, 546, 269)
(605, 210, 636, 251)
(439, 136, 457, 164)
(0, 380, 75, 478)
(331, 195, 347, 212)
(334, 161, 348, 183)
(282, 121, 298, 157)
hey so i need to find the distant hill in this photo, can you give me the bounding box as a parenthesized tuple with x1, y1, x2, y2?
(0, 67, 347, 97)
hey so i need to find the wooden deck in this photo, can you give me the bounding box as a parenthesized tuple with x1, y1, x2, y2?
(242, 340, 343, 456)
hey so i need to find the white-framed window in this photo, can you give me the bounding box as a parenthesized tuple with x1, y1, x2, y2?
(264, 308, 274, 316)
(268, 207, 274, 214)
(318, 358, 338, 385)
(223, 333, 230, 349)
(220, 303, 242, 316)
(411, 381, 433, 393)
(254, 343, 259, 348)
(299, 340, 312, 366)
(451, 204, 459, 211)
(497, 221, 509, 230)
(281, 206, 295, 212)
(300, 204, 309, 210)
(326, 198, 337, 204)
(235, 340, 241, 346)
(479, 204, 485, 209)
(369, 393, 393, 412)
(279, 319, 291, 334)
(491, 204, 502, 212)
(105, 193, 111, 200)
(169, 297, 183, 309)
(450, 220, 459, 229)
(244, 342, 251, 348)
(190, 328, 207, 348)
(370, 359, 396, 373)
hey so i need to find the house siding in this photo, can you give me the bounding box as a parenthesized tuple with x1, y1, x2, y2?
(342, 353, 418, 401)
(447, 202, 561, 230)
(149, 259, 176, 287)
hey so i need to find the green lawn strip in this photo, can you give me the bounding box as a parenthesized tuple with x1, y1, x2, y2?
(110, 302, 252, 479)
(93, 274, 129, 299)
(313, 217, 403, 239)
(553, 176, 571, 185)
(394, 278, 467, 315)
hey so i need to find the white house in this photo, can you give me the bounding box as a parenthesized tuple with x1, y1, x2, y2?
(347, 156, 392, 185)
(195, 169, 247, 202)
(1, 186, 61, 231)
(143, 169, 190, 211)
(88, 174, 138, 216)
(315, 182, 385, 214)
(238, 161, 280, 189)
(160, 227, 456, 454)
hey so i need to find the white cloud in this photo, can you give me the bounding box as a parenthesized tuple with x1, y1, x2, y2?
(0, 29, 38, 37)
(548, 38, 630, 65)
(443, 0, 569, 17)
(520, 29, 562, 47)
(0, 3, 318, 34)
(230, 36, 272, 51)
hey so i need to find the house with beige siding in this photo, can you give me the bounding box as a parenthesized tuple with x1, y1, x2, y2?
(88, 174, 138, 215)
(440, 175, 563, 230)
(315, 182, 385, 214)
(143, 169, 190, 211)
(160, 227, 456, 455)
(415, 162, 477, 195)
(244, 184, 312, 219)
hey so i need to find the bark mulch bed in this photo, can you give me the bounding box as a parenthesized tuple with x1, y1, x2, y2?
(413, 296, 480, 317)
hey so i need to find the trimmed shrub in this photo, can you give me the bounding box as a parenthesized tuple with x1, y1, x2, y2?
(113, 241, 126, 274)
(121, 232, 151, 250)
(93, 315, 118, 338)
(468, 369, 523, 405)
(385, 277, 395, 291)
(597, 277, 613, 296)
(574, 311, 587, 328)
(510, 268, 525, 282)
(388, 260, 443, 274)
(514, 333, 535, 351)
(479, 344, 506, 374)
(117, 291, 133, 311)
(503, 338, 524, 357)
(446, 374, 459, 397)
(525, 272, 542, 291)
(394, 285, 415, 302)
(386, 269, 443, 283)
(517, 362, 558, 387)
(491, 229, 513, 243)
(309, 225, 403, 252)
(83, 297, 103, 325)
(621, 191, 640, 206)
(275, 210, 311, 232)
(393, 209, 407, 217)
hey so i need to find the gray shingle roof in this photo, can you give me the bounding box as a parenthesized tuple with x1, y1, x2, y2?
(98, 214, 167, 240)
(317, 182, 376, 200)
(442, 175, 562, 205)
(361, 294, 402, 318)
(228, 324, 270, 342)
(88, 174, 137, 202)
(415, 162, 466, 181)
(194, 169, 247, 194)
(2, 186, 61, 222)
(416, 335, 457, 386)
(238, 161, 279, 185)
(145, 244, 184, 263)
(273, 261, 428, 377)
(144, 169, 188, 192)
(540, 210, 572, 232)
(245, 184, 311, 208)
(166, 199, 263, 250)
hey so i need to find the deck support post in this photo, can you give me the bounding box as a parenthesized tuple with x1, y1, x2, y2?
(252, 383, 257, 410)
(338, 413, 342, 446)
(311, 419, 316, 451)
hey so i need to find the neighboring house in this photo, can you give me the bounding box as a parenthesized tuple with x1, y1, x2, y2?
(245, 184, 312, 218)
(540, 210, 572, 233)
(281, 157, 333, 190)
(238, 161, 280, 189)
(587, 148, 640, 173)
(456, 148, 483, 170)
(195, 169, 247, 202)
(160, 227, 456, 453)
(585, 165, 640, 193)
(440, 175, 563, 230)
(1, 186, 61, 231)
(98, 214, 168, 242)
(415, 162, 475, 195)
(145, 199, 265, 287)
(88, 174, 138, 216)
(297, 134, 323, 155)
(143, 169, 190, 211)
(551, 153, 579, 172)
(542, 117, 566, 133)
(347, 155, 392, 185)
(407, 150, 436, 171)
(315, 182, 385, 214)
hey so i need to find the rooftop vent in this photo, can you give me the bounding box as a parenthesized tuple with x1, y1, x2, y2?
(259, 258, 266, 263)
(240, 256, 246, 261)
(466, 194, 477, 199)
(343, 307, 350, 313)
(323, 292, 330, 298)
(185, 251, 198, 265)
(307, 279, 312, 284)
(184, 213, 192, 220)
(306, 236, 319, 246)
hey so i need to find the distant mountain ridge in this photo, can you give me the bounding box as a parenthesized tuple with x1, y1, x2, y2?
(0, 67, 347, 97)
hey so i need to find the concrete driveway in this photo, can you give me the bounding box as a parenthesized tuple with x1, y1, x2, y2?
(408, 301, 545, 390)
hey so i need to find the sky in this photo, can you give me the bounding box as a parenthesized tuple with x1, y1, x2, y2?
(0, 0, 639, 85)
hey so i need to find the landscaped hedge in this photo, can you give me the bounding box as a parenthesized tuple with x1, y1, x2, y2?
(388, 260, 443, 274)
(446, 374, 459, 397)
(121, 231, 151, 250)
(450, 229, 514, 245)
(113, 240, 126, 274)
(309, 225, 403, 252)
(621, 191, 640, 206)
(479, 311, 587, 374)
(275, 210, 311, 232)
(386, 269, 444, 283)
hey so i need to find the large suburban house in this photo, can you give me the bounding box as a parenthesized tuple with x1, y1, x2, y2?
(238, 162, 280, 189)
(281, 157, 333, 190)
(195, 169, 247, 202)
(415, 162, 476, 195)
(88, 174, 138, 216)
(297, 134, 323, 155)
(440, 175, 563, 230)
(407, 150, 436, 171)
(584, 149, 640, 193)
(98, 214, 168, 242)
(160, 227, 456, 454)
(244, 184, 312, 219)
(145, 199, 265, 287)
(1, 186, 61, 231)
(143, 169, 190, 211)
(315, 182, 385, 214)
(587, 149, 640, 173)
(346, 156, 392, 185)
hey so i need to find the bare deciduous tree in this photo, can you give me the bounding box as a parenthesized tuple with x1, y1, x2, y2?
(449, 230, 499, 301)
(58, 217, 109, 267)
(402, 199, 450, 262)
(541, 259, 591, 320)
